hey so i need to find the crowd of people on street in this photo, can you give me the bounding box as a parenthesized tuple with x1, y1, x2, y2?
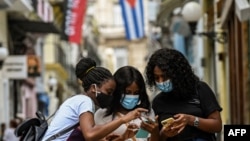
(2, 48, 222, 141)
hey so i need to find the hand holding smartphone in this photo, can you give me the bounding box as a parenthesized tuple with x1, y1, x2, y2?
(140, 113, 155, 124)
(161, 117, 174, 128)
(136, 114, 154, 138)
(140, 115, 155, 124)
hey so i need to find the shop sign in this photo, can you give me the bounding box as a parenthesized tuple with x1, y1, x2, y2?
(2, 55, 41, 79)
(2, 55, 27, 79)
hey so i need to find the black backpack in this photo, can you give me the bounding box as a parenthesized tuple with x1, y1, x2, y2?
(15, 111, 80, 141)
(15, 111, 50, 141)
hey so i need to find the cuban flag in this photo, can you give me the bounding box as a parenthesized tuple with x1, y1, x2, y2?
(120, 0, 145, 40)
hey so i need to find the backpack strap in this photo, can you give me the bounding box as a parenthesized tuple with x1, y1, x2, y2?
(46, 111, 56, 121)
(45, 122, 80, 141)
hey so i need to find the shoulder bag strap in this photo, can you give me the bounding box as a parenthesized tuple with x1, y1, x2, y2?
(45, 122, 80, 141)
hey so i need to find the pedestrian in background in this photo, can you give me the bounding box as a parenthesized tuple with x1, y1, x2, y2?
(42, 57, 147, 141)
(145, 48, 222, 141)
(3, 119, 19, 141)
(95, 66, 159, 141)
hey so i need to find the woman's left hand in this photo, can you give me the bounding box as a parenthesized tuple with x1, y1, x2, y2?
(140, 115, 159, 134)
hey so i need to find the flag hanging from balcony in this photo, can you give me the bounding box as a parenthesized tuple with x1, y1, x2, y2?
(120, 0, 145, 40)
(61, 0, 87, 44)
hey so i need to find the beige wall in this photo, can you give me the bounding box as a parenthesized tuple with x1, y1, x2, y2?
(43, 34, 59, 64)
(99, 38, 148, 74)
(0, 11, 10, 126)
(128, 39, 148, 74)
(0, 11, 8, 47)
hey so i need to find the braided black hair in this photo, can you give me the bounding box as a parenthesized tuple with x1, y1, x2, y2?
(145, 48, 200, 99)
(75, 57, 113, 92)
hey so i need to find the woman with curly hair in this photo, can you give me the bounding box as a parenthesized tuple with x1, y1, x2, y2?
(145, 48, 222, 141)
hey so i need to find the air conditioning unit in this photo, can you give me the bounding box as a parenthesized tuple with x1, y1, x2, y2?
(0, 0, 16, 9)
(235, 0, 250, 21)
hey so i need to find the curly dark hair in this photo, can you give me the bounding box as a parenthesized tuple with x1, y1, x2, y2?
(75, 57, 113, 92)
(145, 48, 199, 99)
(105, 66, 151, 118)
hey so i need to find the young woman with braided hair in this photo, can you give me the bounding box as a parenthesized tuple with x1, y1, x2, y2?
(42, 57, 147, 141)
(145, 48, 222, 141)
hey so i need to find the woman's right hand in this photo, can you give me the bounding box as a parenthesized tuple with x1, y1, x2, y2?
(122, 108, 148, 123)
(160, 125, 179, 138)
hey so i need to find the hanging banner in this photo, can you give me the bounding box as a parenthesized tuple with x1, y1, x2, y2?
(61, 0, 87, 44)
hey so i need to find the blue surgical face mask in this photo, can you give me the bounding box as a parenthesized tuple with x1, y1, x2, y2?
(156, 79, 173, 93)
(120, 94, 139, 110)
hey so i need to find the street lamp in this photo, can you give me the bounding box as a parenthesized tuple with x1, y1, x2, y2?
(181, 1, 201, 35)
(182, 1, 202, 22)
(182, 1, 227, 44)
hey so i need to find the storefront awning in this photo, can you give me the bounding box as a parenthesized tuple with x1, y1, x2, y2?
(9, 19, 61, 34)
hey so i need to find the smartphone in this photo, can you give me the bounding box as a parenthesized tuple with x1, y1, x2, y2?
(141, 116, 155, 124)
(141, 116, 149, 122)
(135, 128, 149, 138)
(161, 117, 174, 127)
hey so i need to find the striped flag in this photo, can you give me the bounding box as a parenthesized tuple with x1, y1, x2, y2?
(120, 0, 145, 40)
